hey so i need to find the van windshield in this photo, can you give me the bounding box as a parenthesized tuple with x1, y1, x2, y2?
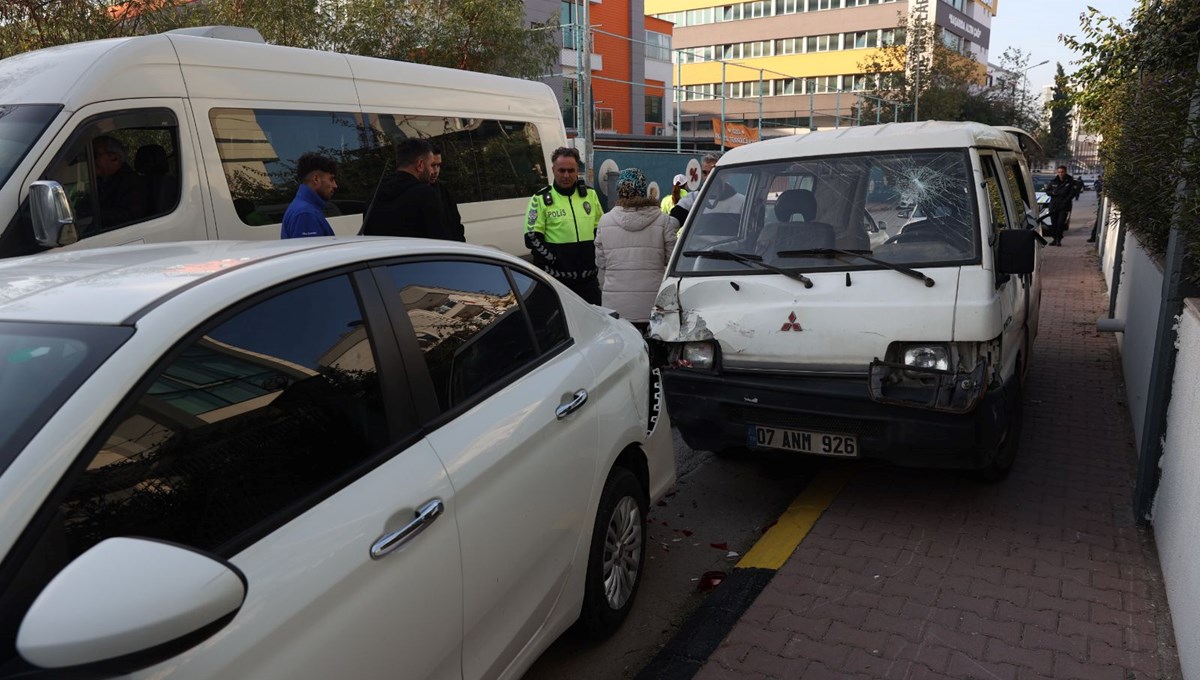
(0, 104, 61, 188)
(674, 150, 978, 275)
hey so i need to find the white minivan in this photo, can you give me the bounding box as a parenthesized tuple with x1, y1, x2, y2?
(651, 122, 1043, 479)
(0, 26, 566, 259)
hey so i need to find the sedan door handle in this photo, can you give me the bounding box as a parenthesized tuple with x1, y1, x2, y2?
(371, 499, 444, 560)
(555, 389, 589, 420)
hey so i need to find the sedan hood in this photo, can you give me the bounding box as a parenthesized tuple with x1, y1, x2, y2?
(650, 269, 962, 372)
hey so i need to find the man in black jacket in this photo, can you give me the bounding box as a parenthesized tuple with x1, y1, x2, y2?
(362, 138, 451, 240)
(428, 143, 466, 242)
(1045, 165, 1075, 246)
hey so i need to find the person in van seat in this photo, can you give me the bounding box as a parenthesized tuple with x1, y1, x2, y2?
(361, 138, 450, 241)
(281, 153, 338, 239)
(428, 142, 466, 242)
(90, 136, 148, 231)
(595, 168, 676, 332)
(524, 146, 604, 304)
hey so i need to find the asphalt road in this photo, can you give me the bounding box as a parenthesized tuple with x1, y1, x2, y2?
(522, 430, 825, 680)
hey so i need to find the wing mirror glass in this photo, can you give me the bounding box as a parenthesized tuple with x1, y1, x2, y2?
(997, 228, 1037, 275)
(29, 180, 79, 247)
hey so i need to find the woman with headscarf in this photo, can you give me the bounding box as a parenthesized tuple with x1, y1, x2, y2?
(595, 168, 677, 331)
(660, 173, 688, 214)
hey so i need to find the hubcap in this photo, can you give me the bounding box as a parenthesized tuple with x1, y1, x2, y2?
(602, 495, 642, 610)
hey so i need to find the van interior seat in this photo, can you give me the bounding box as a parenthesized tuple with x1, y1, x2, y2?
(135, 144, 177, 216)
(758, 189, 832, 255)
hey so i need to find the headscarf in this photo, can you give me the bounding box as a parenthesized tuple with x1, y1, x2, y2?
(616, 168, 648, 200)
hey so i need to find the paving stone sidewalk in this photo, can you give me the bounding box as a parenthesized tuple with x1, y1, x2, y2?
(694, 206, 1183, 680)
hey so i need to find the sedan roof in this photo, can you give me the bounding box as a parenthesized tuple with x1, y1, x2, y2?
(0, 238, 511, 325)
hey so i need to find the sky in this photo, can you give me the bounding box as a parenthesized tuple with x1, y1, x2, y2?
(987, 0, 1140, 89)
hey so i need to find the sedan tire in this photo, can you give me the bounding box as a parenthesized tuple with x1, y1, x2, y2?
(577, 466, 647, 639)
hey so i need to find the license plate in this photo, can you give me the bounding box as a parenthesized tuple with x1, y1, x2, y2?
(747, 425, 858, 457)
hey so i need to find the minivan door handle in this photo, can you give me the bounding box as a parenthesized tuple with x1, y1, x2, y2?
(556, 389, 589, 420)
(371, 499, 444, 560)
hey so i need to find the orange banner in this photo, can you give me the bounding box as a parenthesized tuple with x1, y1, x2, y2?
(713, 121, 760, 148)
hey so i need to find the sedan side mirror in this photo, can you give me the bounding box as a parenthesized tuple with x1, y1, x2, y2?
(29, 180, 79, 248)
(18, 537, 246, 674)
(997, 228, 1038, 275)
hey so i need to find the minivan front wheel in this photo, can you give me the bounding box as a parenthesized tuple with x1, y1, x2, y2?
(577, 467, 647, 638)
(977, 379, 1023, 482)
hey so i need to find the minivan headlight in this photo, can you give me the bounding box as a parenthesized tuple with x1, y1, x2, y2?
(903, 345, 949, 371)
(675, 341, 716, 370)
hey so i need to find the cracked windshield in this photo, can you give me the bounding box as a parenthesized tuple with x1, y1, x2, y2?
(674, 151, 977, 274)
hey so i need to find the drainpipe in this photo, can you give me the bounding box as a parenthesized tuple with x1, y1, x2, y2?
(1132, 51, 1200, 523)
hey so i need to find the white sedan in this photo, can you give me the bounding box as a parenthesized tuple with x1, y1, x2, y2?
(0, 238, 673, 680)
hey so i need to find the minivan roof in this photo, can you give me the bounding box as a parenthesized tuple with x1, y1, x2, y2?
(0, 31, 558, 118)
(720, 121, 1025, 165)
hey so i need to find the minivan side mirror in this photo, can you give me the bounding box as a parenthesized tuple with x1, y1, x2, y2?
(997, 228, 1038, 275)
(29, 180, 79, 248)
(18, 537, 246, 674)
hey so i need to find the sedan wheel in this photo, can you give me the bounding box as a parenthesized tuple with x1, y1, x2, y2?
(577, 467, 647, 639)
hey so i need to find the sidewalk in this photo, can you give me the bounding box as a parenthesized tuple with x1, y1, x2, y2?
(691, 208, 1183, 679)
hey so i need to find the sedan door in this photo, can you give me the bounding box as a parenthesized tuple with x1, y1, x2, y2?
(0, 269, 464, 680)
(377, 260, 600, 680)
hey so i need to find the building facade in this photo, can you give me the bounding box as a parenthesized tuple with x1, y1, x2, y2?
(647, 0, 996, 135)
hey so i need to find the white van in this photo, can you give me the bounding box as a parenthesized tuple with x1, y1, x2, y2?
(0, 27, 566, 258)
(651, 121, 1043, 479)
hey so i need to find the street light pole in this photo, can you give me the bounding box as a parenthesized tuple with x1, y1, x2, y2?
(1016, 59, 1050, 125)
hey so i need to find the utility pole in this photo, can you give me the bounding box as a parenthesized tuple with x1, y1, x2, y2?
(579, 0, 594, 184)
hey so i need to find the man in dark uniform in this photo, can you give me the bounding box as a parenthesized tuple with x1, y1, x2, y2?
(1045, 165, 1076, 246)
(524, 147, 604, 304)
(91, 136, 147, 232)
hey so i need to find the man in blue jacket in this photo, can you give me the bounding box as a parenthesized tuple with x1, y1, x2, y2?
(281, 153, 338, 239)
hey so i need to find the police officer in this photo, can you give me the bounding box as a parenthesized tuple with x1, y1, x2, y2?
(525, 147, 604, 304)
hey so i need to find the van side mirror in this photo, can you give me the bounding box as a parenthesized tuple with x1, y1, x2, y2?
(29, 180, 79, 248)
(997, 228, 1037, 275)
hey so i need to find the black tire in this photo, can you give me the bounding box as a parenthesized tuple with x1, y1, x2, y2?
(577, 467, 647, 639)
(975, 377, 1023, 482)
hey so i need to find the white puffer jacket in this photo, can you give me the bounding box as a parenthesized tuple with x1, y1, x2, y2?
(594, 198, 677, 323)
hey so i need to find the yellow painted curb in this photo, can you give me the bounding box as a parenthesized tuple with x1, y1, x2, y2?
(736, 463, 855, 570)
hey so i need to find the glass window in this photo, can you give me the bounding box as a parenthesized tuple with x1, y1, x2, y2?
(981, 156, 1011, 234)
(54, 274, 389, 561)
(561, 1, 580, 50)
(673, 151, 977, 274)
(0, 104, 61, 188)
(387, 261, 543, 410)
(41, 108, 181, 238)
(645, 31, 671, 61)
(645, 95, 664, 124)
(511, 270, 570, 352)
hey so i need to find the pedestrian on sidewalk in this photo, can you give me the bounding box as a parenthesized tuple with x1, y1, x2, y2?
(595, 168, 676, 333)
(1046, 165, 1075, 246)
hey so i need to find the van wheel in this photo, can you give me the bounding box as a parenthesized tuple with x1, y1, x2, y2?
(976, 379, 1023, 482)
(577, 467, 647, 639)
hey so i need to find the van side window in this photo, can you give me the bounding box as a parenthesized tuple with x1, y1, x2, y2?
(980, 156, 1011, 234)
(210, 108, 375, 226)
(367, 115, 548, 202)
(41, 109, 180, 239)
(1003, 162, 1033, 226)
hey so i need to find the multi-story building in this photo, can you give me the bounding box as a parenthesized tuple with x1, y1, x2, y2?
(647, 0, 997, 136)
(530, 1, 677, 138)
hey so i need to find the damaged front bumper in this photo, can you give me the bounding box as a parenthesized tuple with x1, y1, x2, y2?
(867, 358, 989, 414)
(662, 367, 1017, 470)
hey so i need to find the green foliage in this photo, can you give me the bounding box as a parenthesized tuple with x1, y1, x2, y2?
(1065, 0, 1200, 283)
(856, 11, 993, 125)
(1046, 63, 1073, 160)
(0, 0, 557, 79)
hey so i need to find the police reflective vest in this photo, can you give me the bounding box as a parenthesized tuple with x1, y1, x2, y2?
(524, 183, 604, 280)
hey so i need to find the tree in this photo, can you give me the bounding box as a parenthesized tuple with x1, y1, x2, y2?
(990, 47, 1044, 131)
(1046, 63, 1073, 160)
(0, 0, 557, 80)
(856, 11, 986, 124)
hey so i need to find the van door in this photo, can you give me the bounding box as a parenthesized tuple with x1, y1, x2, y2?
(22, 100, 209, 249)
(1000, 153, 1043, 344)
(979, 152, 1026, 380)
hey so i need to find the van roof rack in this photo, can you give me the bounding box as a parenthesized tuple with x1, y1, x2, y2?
(165, 26, 265, 43)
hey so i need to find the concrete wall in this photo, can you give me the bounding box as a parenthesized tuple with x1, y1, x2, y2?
(1109, 232, 1164, 454)
(1152, 299, 1200, 679)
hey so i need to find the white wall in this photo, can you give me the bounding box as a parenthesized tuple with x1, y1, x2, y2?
(1152, 299, 1200, 679)
(1110, 233, 1163, 454)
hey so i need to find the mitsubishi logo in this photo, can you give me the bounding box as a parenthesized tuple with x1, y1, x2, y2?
(780, 312, 802, 332)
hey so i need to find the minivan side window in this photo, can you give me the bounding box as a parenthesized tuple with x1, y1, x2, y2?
(980, 156, 1011, 234)
(385, 261, 556, 411)
(40, 108, 180, 238)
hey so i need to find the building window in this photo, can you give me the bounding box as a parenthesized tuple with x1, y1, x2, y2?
(560, 1, 580, 50)
(594, 108, 614, 131)
(646, 31, 671, 61)
(645, 95, 664, 124)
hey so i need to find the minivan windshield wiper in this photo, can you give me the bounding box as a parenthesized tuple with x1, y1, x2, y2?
(776, 248, 935, 288)
(683, 249, 813, 288)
